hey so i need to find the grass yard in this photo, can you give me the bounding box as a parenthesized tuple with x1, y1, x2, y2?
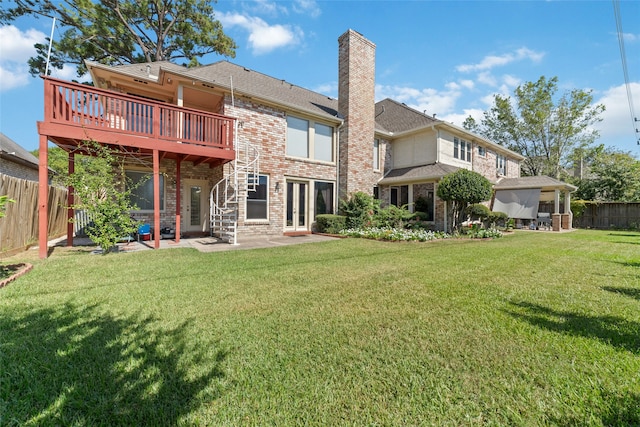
(1, 230, 639, 426)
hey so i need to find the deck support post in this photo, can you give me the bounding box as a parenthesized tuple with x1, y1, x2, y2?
(38, 135, 49, 259)
(66, 151, 75, 247)
(175, 156, 182, 243)
(153, 149, 161, 249)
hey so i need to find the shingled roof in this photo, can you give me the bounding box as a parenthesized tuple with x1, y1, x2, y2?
(0, 132, 40, 170)
(378, 163, 460, 185)
(495, 176, 577, 191)
(374, 98, 441, 134)
(90, 60, 341, 122)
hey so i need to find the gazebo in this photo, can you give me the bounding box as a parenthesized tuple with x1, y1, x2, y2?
(492, 176, 578, 231)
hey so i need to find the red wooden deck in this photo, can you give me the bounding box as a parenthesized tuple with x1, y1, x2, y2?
(37, 77, 237, 258)
(38, 77, 236, 165)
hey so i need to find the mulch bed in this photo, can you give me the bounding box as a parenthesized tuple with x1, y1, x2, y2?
(0, 263, 33, 289)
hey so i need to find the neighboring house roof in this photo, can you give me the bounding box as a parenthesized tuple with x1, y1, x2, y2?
(495, 176, 577, 192)
(378, 163, 460, 185)
(0, 132, 40, 171)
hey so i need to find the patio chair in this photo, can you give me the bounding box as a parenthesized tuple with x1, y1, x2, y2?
(537, 213, 551, 230)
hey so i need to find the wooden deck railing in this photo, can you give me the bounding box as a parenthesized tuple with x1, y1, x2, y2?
(43, 77, 235, 150)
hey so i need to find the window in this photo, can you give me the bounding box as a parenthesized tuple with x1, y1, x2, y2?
(416, 191, 435, 222)
(314, 123, 333, 162)
(286, 115, 335, 162)
(246, 174, 268, 220)
(373, 139, 380, 170)
(126, 170, 164, 211)
(390, 185, 409, 207)
(314, 181, 334, 218)
(496, 154, 506, 175)
(478, 146, 486, 157)
(454, 137, 471, 162)
(286, 116, 309, 158)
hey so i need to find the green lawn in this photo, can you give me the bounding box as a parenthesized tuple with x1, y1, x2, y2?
(1, 230, 639, 426)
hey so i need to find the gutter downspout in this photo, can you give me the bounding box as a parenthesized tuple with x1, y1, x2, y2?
(431, 124, 441, 164)
(336, 120, 344, 212)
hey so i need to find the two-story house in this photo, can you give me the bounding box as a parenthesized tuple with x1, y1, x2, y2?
(36, 29, 572, 258)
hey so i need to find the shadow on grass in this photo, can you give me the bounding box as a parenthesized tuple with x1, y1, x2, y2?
(549, 390, 640, 427)
(0, 302, 227, 425)
(506, 301, 640, 354)
(507, 301, 640, 425)
(602, 286, 640, 301)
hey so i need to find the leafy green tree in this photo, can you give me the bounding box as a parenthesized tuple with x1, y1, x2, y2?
(464, 76, 605, 178)
(31, 146, 86, 186)
(573, 145, 640, 201)
(1, 0, 236, 77)
(437, 169, 493, 232)
(64, 140, 140, 253)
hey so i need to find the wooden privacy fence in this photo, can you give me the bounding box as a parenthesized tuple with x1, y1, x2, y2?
(0, 174, 68, 254)
(573, 202, 640, 229)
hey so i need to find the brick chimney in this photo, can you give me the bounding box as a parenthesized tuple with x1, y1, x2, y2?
(338, 29, 376, 200)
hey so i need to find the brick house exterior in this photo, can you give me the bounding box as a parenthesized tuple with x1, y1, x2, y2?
(39, 28, 528, 253)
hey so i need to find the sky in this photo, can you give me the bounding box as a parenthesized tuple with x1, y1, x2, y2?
(1, 0, 639, 155)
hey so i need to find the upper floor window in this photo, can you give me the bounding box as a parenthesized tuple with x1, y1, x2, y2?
(478, 146, 486, 157)
(373, 139, 380, 170)
(496, 154, 506, 175)
(454, 137, 471, 162)
(286, 115, 334, 162)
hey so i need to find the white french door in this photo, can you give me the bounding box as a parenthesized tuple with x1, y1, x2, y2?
(183, 179, 209, 233)
(286, 180, 308, 232)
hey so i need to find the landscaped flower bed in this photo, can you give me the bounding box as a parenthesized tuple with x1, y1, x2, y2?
(340, 227, 450, 242)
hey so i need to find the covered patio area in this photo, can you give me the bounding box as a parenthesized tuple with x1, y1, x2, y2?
(492, 176, 578, 231)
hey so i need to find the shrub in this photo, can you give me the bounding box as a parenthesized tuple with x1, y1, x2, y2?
(0, 195, 15, 219)
(437, 170, 493, 232)
(468, 225, 503, 239)
(466, 203, 491, 220)
(315, 214, 347, 234)
(487, 211, 508, 228)
(414, 196, 430, 213)
(411, 211, 431, 222)
(375, 203, 413, 229)
(339, 192, 379, 229)
(340, 227, 449, 242)
(571, 199, 588, 219)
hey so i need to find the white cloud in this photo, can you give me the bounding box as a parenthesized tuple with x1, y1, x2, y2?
(292, 0, 321, 18)
(51, 64, 81, 81)
(441, 108, 486, 127)
(0, 25, 46, 92)
(218, 12, 303, 54)
(312, 81, 337, 97)
(376, 84, 462, 117)
(240, 0, 288, 17)
(622, 32, 639, 43)
(593, 82, 640, 149)
(477, 71, 497, 87)
(456, 47, 545, 73)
